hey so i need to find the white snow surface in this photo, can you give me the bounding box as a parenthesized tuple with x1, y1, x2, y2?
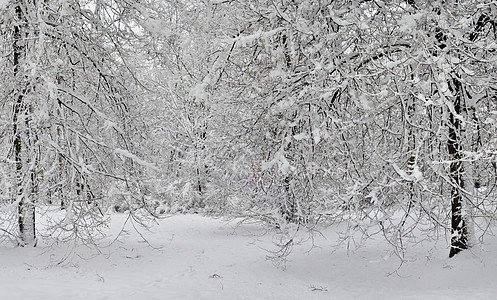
(1, 214, 496, 299)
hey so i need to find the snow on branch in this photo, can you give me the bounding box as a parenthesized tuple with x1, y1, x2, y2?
(234, 27, 286, 46)
(114, 148, 158, 170)
(392, 163, 423, 182)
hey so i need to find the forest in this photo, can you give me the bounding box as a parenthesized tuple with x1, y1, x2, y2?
(0, 0, 496, 266)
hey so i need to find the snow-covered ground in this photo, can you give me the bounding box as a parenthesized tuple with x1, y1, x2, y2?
(1, 213, 496, 300)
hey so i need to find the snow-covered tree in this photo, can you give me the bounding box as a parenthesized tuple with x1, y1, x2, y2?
(354, 0, 497, 257)
(199, 0, 497, 258)
(0, 0, 151, 246)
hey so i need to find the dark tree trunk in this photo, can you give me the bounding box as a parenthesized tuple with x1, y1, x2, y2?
(445, 12, 492, 258)
(447, 76, 467, 258)
(430, 8, 469, 258)
(13, 1, 36, 246)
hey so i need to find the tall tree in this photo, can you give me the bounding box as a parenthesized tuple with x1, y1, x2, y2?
(11, 0, 37, 245)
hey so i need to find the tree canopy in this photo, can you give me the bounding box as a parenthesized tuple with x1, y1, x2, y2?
(0, 0, 496, 259)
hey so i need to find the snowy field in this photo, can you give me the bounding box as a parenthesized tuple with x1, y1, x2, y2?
(1, 213, 496, 300)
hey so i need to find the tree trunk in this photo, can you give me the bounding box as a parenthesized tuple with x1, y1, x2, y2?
(429, 22, 468, 256)
(447, 76, 467, 258)
(445, 12, 492, 258)
(13, 1, 36, 246)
